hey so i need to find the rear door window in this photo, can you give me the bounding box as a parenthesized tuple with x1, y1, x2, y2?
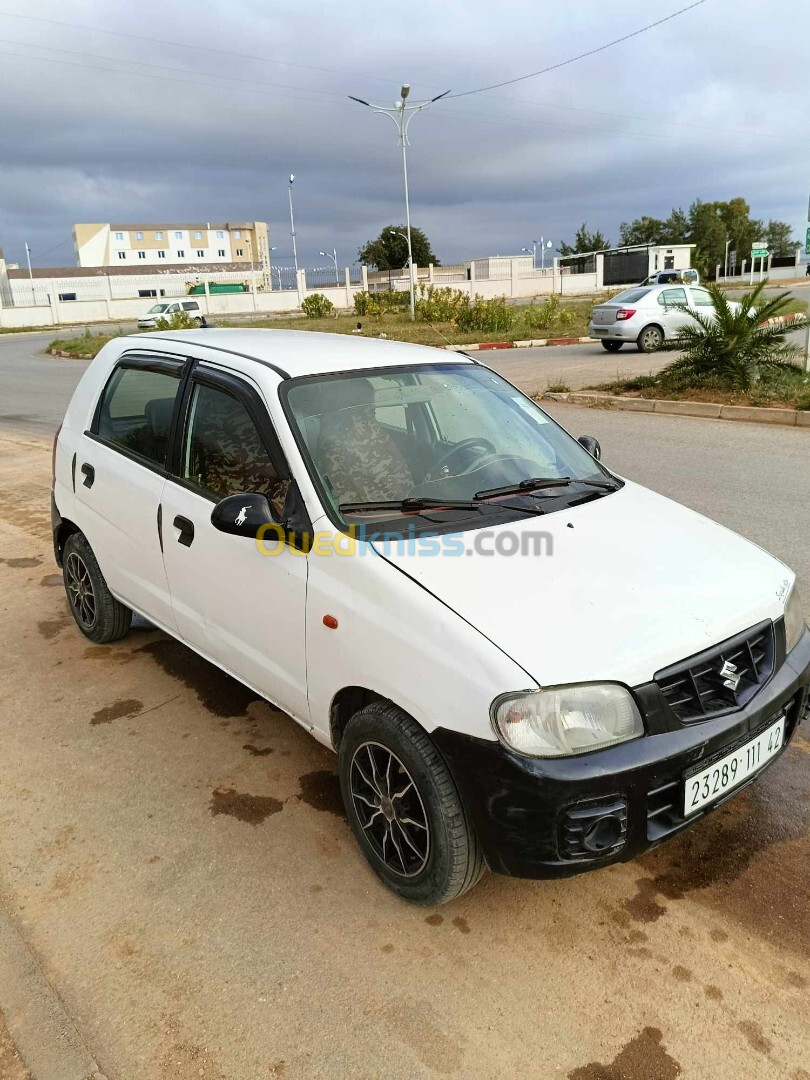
(658, 288, 688, 307)
(95, 362, 183, 467)
(689, 287, 715, 307)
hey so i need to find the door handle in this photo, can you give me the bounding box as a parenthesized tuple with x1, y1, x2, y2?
(81, 463, 95, 488)
(173, 515, 195, 547)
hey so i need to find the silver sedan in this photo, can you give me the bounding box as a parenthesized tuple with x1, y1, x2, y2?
(589, 284, 739, 353)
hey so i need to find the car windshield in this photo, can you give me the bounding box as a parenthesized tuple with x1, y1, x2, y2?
(147, 303, 169, 314)
(285, 364, 615, 528)
(610, 288, 651, 304)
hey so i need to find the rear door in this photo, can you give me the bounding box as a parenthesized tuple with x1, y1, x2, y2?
(74, 353, 186, 631)
(656, 287, 691, 336)
(160, 364, 310, 723)
(687, 286, 719, 322)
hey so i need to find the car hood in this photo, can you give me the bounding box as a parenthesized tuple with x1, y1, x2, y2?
(370, 481, 792, 687)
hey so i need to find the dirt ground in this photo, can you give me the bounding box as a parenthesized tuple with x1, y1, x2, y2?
(0, 431, 807, 1080)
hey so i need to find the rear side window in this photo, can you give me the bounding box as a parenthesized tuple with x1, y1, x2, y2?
(96, 365, 182, 466)
(181, 301, 199, 311)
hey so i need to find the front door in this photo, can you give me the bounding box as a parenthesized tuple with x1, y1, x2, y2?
(160, 365, 310, 725)
(656, 286, 692, 336)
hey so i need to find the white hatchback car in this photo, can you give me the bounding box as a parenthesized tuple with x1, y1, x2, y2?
(589, 284, 740, 353)
(51, 330, 809, 904)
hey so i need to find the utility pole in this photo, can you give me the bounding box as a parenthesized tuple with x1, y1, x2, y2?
(25, 242, 33, 280)
(350, 84, 450, 320)
(319, 248, 339, 287)
(288, 174, 299, 274)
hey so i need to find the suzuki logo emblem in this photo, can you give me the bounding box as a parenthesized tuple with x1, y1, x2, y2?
(720, 660, 741, 691)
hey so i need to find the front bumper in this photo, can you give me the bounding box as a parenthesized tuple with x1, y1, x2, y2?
(432, 628, 810, 879)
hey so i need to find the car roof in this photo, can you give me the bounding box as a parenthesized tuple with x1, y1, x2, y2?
(134, 328, 471, 378)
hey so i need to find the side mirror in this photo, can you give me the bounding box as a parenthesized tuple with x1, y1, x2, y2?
(578, 435, 601, 460)
(211, 492, 277, 538)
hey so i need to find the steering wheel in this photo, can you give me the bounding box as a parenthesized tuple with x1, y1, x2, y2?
(428, 437, 496, 481)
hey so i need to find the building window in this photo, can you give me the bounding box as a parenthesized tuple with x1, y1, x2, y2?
(118, 251, 126, 259)
(236, 248, 244, 256)
(194, 230, 203, 240)
(135, 231, 143, 241)
(155, 231, 163, 240)
(196, 249, 205, 257)
(233, 229, 242, 239)
(217, 249, 225, 257)
(177, 250, 185, 257)
(157, 250, 166, 259)
(138, 251, 147, 259)
(138, 289, 158, 298)
(114, 231, 124, 241)
(58, 292, 77, 301)
(215, 230, 224, 239)
(174, 231, 183, 239)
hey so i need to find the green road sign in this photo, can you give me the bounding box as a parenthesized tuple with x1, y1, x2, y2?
(806, 227, 810, 256)
(751, 248, 769, 259)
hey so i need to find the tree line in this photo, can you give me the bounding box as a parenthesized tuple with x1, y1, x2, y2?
(559, 198, 798, 278)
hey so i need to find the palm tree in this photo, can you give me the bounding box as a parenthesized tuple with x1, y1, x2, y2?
(657, 281, 800, 393)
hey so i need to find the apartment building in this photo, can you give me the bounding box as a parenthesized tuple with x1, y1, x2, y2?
(72, 221, 270, 268)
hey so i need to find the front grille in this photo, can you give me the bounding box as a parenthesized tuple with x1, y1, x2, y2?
(655, 621, 774, 723)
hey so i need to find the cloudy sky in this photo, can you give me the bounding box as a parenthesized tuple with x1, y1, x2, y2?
(0, 0, 807, 270)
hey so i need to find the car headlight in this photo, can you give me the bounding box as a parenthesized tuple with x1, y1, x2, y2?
(785, 584, 806, 653)
(492, 684, 644, 758)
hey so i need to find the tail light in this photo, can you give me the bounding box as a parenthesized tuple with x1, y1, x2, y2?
(52, 424, 62, 482)
(615, 308, 636, 321)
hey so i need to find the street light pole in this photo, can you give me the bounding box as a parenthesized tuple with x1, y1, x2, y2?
(724, 238, 731, 280)
(319, 248, 339, 287)
(349, 84, 450, 321)
(25, 242, 33, 281)
(288, 174, 299, 275)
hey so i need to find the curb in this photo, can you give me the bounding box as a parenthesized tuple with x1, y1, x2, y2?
(445, 336, 596, 352)
(0, 903, 108, 1079)
(49, 349, 95, 360)
(541, 391, 809, 428)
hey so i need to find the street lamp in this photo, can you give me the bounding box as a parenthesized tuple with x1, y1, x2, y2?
(319, 248, 339, 287)
(349, 83, 450, 320)
(538, 238, 553, 270)
(521, 244, 537, 268)
(724, 238, 731, 279)
(288, 174, 299, 275)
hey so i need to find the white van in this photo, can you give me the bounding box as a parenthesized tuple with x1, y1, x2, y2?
(51, 329, 809, 904)
(137, 299, 205, 329)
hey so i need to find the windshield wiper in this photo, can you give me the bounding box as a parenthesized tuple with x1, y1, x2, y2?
(474, 477, 572, 500)
(339, 497, 481, 513)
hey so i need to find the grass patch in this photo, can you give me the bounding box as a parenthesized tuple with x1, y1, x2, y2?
(48, 329, 127, 357)
(589, 363, 810, 409)
(545, 381, 571, 394)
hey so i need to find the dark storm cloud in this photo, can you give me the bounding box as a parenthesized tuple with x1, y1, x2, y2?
(0, 0, 806, 268)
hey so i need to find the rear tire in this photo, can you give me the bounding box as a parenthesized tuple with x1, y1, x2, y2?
(601, 340, 623, 352)
(63, 532, 132, 644)
(339, 703, 484, 905)
(637, 324, 664, 352)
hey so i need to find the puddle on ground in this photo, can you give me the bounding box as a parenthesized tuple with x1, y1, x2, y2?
(38, 615, 69, 640)
(209, 787, 283, 825)
(139, 638, 259, 718)
(297, 770, 344, 817)
(568, 1026, 681, 1080)
(452, 916, 471, 934)
(0, 556, 42, 568)
(40, 573, 62, 587)
(90, 698, 143, 726)
(243, 744, 274, 756)
(624, 744, 809, 956)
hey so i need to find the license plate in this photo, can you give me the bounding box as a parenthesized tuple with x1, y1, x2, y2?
(593, 328, 608, 336)
(684, 717, 784, 817)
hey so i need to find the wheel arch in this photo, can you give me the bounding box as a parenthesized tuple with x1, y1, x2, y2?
(54, 515, 82, 567)
(329, 685, 389, 750)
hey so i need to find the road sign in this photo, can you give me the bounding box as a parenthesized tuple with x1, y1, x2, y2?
(751, 248, 769, 259)
(805, 227, 810, 256)
(730, 250, 737, 268)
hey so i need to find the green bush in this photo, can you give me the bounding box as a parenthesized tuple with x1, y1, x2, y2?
(301, 293, 334, 319)
(153, 310, 201, 331)
(455, 296, 513, 335)
(414, 285, 469, 323)
(353, 290, 408, 317)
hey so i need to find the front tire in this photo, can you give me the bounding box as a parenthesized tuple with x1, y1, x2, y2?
(339, 703, 484, 905)
(63, 532, 132, 643)
(637, 324, 663, 352)
(601, 340, 623, 352)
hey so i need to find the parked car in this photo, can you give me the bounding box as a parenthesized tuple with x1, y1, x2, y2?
(640, 269, 700, 286)
(137, 299, 205, 329)
(590, 284, 741, 352)
(51, 330, 809, 904)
